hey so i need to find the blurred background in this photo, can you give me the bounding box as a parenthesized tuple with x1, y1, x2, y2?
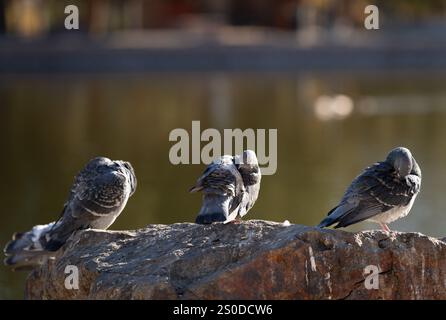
(1, 0, 446, 299)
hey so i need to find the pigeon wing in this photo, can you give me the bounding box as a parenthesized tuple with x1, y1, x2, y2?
(190, 160, 244, 198)
(335, 162, 416, 227)
(70, 182, 124, 219)
(66, 163, 128, 220)
(44, 164, 127, 250)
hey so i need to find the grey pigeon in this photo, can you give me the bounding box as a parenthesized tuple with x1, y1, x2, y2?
(191, 150, 261, 224)
(191, 155, 245, 224)
(224, 150, 262, 223)
(4, 157, 137, 270)
(318, 147, 421, 231)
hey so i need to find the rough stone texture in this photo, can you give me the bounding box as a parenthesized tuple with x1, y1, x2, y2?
(25, 220, 446, 300)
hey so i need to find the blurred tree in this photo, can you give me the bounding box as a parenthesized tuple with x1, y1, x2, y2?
(87, 0, 111, 34)
(123, 0, 144, 29)
(1, 0, 446, 36)
(229, 0, 274, 26)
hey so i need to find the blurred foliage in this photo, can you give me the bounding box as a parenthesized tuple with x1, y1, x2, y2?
(0, 0, 445, 37)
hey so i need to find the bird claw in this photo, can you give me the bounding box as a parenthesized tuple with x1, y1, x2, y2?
(380, 223, 391, 232)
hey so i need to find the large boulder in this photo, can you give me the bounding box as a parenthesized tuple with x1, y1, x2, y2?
(25, 220, 446, 299)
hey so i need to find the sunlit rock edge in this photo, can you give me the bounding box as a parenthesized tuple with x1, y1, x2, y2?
(25, 220, 446, 300)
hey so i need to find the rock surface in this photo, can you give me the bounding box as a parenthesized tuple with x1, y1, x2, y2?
(25, 220, 446, 299)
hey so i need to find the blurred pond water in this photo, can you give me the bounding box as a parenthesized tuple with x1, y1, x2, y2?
(1, 71, 446, 298)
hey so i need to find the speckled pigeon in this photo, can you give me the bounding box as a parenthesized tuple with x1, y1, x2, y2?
(191, 150, 261, 224)
(191, 155, 245, 224)
(318, 147, 421, 231)
(4, 157, 137, 270)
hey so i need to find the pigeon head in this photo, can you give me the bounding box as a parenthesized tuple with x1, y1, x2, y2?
(234, 150, 261, 184)
(386, 147, 413, 177)
(213, 155, 234, 165)
(85, 157, 137, 198)
(235, 150, 258, 170)
(116, 160, 137, 196)
(410, 156, 422, 178)
(85, 157, 112, 171)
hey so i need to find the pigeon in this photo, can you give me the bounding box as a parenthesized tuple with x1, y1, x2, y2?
(190, 155, 245, 224)
(317, 147, 421, 232)
(4, 157, 137, 270)
(191, 150, 261, 224)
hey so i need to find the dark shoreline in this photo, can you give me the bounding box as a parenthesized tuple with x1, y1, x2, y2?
(1, 30, 446, 73)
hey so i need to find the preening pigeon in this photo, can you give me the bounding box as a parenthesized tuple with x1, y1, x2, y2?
(4, 157, 137, 270)
(318, 147, 421, 232)
(191, 150, 261, 224)
(225, 150, 262, 223)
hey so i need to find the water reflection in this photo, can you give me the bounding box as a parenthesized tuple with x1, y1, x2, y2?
(1, 72, 445, 298)
(314, 94, 354, 121)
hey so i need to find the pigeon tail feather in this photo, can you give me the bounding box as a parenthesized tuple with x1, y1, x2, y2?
(317, 203, 354, 228)
(317, 216, 337, 228)
(42, 218, 83, 252)
(189, 185, 203, 193)
(3, 222, 55, 269)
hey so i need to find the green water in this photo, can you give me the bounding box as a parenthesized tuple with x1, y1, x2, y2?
(1, 72, 445, 299)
